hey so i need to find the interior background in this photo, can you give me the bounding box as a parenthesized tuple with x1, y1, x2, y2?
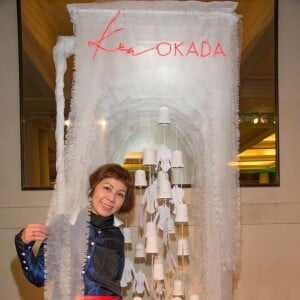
(18, 0, 279, 189)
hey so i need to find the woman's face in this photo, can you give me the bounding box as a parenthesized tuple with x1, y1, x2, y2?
(91, 177, 127, 217)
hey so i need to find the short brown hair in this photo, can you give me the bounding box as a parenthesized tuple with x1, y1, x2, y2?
(89, 163, 135, 213)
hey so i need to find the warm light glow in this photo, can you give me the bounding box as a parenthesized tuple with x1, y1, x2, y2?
(238, 161, 275, 166)
(64, 119, 71, 127)
(99, 119, 107, 128)
(263, 133, 276, 142)
(252, 117, 259, 124)
(230, 160, 276, 170)
(125, 152, 143, 159)
(235, 133, 276, 171)
(239, 148, 276, 157)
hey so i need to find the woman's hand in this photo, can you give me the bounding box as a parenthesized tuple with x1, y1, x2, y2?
(21, 224, 49, 244)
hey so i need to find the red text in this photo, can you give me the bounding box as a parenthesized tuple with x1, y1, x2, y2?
(88, 10, 226, 59)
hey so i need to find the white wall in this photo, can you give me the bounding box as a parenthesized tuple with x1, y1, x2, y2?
(0, 0, 299, 299)
(234, 1, 300, 299)
(0, 1, 50, 298)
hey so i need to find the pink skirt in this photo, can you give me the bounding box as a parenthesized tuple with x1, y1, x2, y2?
(83, 297, 119, 300)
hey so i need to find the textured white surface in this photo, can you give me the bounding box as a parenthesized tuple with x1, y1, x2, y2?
(47, 1, 240, 299)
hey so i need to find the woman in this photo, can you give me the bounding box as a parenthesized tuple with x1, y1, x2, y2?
(15, 163, 135, 299)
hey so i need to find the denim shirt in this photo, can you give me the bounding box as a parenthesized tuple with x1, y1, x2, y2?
(14, 213, 125, 296)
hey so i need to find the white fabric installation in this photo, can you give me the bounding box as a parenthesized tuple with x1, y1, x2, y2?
(46, 1, 241, 300)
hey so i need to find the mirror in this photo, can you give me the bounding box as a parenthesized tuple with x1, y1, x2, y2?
(17, 0, 279, 189)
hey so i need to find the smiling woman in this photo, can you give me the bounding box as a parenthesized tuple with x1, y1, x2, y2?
(17, 0, 279, 189)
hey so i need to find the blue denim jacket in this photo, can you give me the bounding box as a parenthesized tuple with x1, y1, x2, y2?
(14, 213, 125, 296)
